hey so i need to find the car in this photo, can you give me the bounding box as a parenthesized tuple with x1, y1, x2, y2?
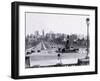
(70, 47, 79, 51)
(26, 51, 31, 55)
(70, 47, 74, 50)
(37, 50, 41, 52)
(31, 50, 35, 53)
(62, 48, 66, 52)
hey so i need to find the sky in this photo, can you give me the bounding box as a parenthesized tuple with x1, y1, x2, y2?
(25, 12, 90, 36)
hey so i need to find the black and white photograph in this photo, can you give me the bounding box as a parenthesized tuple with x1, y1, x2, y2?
(25, 12, 90, 68)
(11, 1, 97, 79)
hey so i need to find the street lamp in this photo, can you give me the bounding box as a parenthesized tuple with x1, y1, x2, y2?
(86, 18, 90, 58)
(57, 54, 62, 64)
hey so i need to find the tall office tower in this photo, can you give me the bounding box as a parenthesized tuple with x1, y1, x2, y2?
(42, 29, 44, 37)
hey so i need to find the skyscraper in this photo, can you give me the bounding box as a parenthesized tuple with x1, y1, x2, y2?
(35, 30, 39, 36)
(42, 29, 44, 37)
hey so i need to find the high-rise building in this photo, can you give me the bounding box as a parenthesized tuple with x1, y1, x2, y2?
(42, 29, 44, 36)
(35, 31, 39, 36)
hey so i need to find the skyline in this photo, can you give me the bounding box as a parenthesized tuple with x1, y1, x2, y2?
(26, 29, 87, 38)
(26, 12, 90, 36)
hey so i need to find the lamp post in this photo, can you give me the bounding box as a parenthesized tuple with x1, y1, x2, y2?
(57, 54, 62, 64)
(86, 18, 90, 58)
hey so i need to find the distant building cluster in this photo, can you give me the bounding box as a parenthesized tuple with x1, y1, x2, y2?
(26, 30, 88, 49)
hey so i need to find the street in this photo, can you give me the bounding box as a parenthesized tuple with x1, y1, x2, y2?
(26, 41, 87, 67)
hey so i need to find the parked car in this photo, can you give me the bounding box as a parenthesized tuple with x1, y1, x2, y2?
(70, 47, 79, 51)
(31, 50, 35, 53)
(26, 51, 31, 55)
(37, 50, 41, 52)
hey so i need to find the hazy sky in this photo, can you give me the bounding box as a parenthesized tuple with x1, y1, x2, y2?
(26, 12, 90, 36)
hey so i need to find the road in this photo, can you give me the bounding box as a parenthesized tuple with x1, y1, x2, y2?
(26, 41, 87, 67)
